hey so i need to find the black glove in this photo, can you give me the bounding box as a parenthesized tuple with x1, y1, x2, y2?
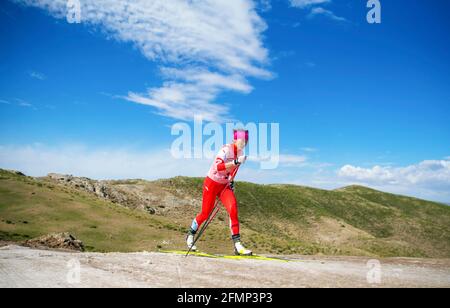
(229, 181, 235, 192)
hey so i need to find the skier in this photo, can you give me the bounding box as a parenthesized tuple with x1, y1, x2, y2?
(186, 129, 252, 256)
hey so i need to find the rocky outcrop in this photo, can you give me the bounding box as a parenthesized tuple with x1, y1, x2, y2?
(47, 173, 124, 201)
(24, 233, 84, 252)
(1, 169, 26, 177)
(44, 173, 194, 215)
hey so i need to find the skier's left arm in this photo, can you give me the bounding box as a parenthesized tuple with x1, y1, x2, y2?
(216, 146, 247, 172)
(221, 155, 247, 171)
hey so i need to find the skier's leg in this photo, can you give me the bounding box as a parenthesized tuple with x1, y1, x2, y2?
(220, 187, 240, 235)
(195, 178, 222, 228)
(220, 188, 252, 256)
(187, 177, 223, 250)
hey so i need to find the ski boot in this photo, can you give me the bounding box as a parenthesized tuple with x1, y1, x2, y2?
(186, 228, 197, 252)
(232, 234, 252, 256)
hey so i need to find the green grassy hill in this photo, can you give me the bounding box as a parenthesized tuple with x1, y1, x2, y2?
(1, 169, 449, 258)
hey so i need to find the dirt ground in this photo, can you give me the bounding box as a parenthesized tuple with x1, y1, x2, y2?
(0, 245, 449, 288)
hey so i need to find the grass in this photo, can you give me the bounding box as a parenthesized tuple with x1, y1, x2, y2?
(0, 170, 185, 252)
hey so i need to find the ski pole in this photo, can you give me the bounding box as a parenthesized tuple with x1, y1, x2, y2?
(186, 166, 240, 257)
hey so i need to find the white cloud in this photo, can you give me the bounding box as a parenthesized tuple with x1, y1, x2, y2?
(301, 147, 318, 152)
(0, 144, 210, 180)
(308, 7, 347, 22)
(289, 1, 348, 25)
(289, 0, 330, 8)
(14, 98, 33, 107)
(1, 144, 449, 202)
(0, 98, 35, 108)
(28, 70, 46, 80)
(125, 82, 232, 123)
(339, 165, 397, 184)
(279, 154, 308, 166)
(160, 67, 254, 94)
(247, 153, 308, 168)
(338, 159, 450, 192)
(125, 67, 255, 122)
(15, 0, 270, 122)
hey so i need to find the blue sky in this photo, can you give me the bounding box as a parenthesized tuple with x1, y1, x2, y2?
(0, 0, 449, 202)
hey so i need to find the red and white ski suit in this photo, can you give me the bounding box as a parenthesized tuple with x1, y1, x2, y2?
(194, 143, 243, 236)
